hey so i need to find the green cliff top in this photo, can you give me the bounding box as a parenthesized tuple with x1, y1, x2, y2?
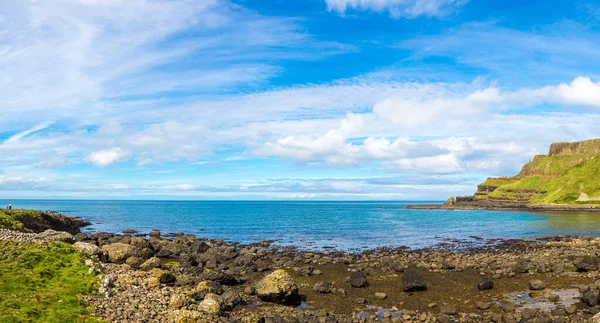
(475, 139, 600, 205)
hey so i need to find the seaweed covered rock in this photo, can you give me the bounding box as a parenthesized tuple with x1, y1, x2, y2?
(255, 269, 299, 304)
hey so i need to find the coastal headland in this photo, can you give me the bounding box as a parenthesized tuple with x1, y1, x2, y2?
(3, 210, 600, 322)
(408, 139, 600, 212)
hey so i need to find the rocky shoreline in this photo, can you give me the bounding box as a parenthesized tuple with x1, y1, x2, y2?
(5, 213, 600, 322)
(406, 200, 600, 212)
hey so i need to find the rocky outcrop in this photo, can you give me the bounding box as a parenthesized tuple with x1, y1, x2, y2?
(255, 269, 299, 304)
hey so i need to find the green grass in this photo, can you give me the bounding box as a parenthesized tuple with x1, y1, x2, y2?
(479, 153, 600, 205)
(0, 210, 45, 230)
(0, 241, 102, 323)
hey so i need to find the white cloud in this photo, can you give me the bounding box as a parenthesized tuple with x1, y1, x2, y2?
(4, 123, 51, 144)
(325, 0, 468, 18)
(514, 77, 600, 109)
(85, 148, 129, 167)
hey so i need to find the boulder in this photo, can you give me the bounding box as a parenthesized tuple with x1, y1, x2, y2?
(402, 271, 427, 292)
(140, 257, 162, 271)
(440, 305, 457, 315)
(350, 271, 368, 288)
(169, 293, 192, 309)
(149, 268, 176, 285)
(574, 256, 599, 272)
(221, 290, 241, 308)
(149, 229, 161, 238)
(170, 309, 202, 323)
(74, 242, 101, 255)
(593, 312, 600, 323)
(125, 256, 145, 269)
(255, 269, 299, 304)
(313, 282, 332, 293)
(38, 229, 74, 243)
(582, 290, 599, 307)
(101, 243, 136, 263)
(193, 281, 223, 300)
(198, 293, 223, 315)
(477, 277, 494, 290)
(528, 279, 546, 290)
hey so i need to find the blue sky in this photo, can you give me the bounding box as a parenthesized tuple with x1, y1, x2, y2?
(1, 0, 600, 200)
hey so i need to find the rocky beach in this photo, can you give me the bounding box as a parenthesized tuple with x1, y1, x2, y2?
(3, 211, 600, 322)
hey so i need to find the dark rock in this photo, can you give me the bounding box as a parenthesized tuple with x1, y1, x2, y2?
(402, 271, 427, 292)
(295, 266, 314, 276)
(582, 290, 599, 307)
(313, 282, 332, 293)
(74, 232, 88, 241)
(574, 256, 599, 272)
(477, 277, 494, 290)
(149, 229, 161, 238)
(349, 271, 368, 288)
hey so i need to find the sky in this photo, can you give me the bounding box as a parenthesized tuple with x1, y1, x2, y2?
(1, 0, 600, 200)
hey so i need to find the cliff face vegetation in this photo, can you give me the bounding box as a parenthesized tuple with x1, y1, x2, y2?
(474, 139, 600, 205)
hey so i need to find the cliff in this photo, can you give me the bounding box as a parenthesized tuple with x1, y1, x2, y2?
(473, 139, 600, 206)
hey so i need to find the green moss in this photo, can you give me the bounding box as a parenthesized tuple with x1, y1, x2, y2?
(0, 241, 102, 322)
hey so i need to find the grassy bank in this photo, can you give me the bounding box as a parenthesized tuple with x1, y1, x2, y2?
(0, 241, 101, 322)
(0, 209, 44, 231)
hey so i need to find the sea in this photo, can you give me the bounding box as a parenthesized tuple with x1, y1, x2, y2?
(3, 199, 600, 251)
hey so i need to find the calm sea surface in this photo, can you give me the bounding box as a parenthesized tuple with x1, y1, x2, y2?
(3, 200, 600, 250)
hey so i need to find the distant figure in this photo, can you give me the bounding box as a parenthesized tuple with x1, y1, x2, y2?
(7, 203, 12, 210)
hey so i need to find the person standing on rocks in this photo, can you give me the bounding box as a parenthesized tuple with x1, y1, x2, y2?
(7, 203, 11, 210)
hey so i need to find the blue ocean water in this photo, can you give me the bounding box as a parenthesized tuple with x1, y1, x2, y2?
(3, 200, 600, 250)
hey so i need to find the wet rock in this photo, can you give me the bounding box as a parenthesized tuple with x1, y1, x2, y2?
(255, 269, 299, 304)
(402, 271, 427, 292)
(574, 256, 599, 272)
(350, 271, 368, 288)
(528, 279, 546, 290)
(477, 277, 494, 290)
(313, 282, 332, 293)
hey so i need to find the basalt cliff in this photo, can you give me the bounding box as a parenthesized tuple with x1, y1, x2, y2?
(409, 139, 600, 211)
